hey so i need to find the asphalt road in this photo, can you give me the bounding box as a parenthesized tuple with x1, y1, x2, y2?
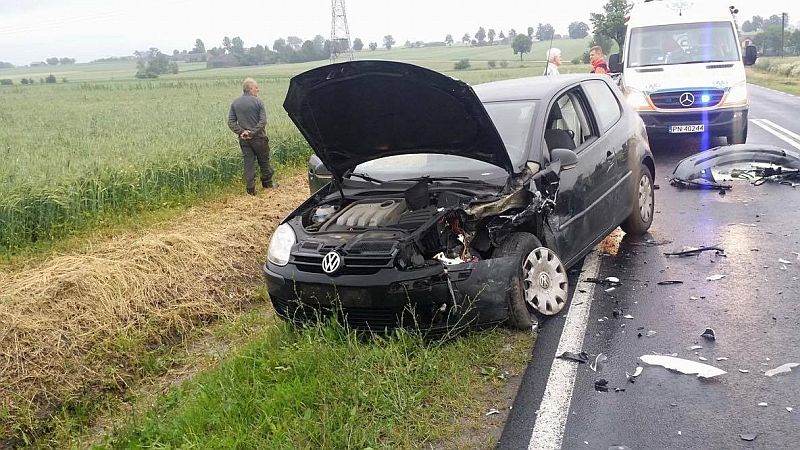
(500, 84, 800, 449)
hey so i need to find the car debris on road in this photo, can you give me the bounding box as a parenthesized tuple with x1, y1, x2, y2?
(639, 355, 727, 379)
(764, 362, 799, 377)
(557, 351, 589, 364)
(664, 246, 725, 257)
(701, 328, 716, 341)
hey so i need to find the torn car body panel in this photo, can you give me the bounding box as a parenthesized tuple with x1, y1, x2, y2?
(671, 144, 800, 189)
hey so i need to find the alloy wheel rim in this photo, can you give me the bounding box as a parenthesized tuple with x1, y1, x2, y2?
(638, 174, 653, 224)
(522, 247, 568, 315)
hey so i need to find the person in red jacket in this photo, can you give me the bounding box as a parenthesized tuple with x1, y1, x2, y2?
(589, 46, 609, 75)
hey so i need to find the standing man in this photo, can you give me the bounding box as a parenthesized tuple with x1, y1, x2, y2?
(589, 46, 609, 74)
(545, 48, 562, 75)
(228, 77, 274, 195)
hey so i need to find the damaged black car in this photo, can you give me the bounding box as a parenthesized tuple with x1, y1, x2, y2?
(264, 61, 656, 331)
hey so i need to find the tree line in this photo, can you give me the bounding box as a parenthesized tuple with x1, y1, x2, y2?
(742, 14, 800, 56)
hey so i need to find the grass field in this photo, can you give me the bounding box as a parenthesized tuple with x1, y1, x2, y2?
(747, 56, 800, 96)
(0, 39, 591, 255)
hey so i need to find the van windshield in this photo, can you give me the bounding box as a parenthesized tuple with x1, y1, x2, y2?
(627, 21, 740, 67)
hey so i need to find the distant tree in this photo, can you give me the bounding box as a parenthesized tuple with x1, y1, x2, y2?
(753, 25, 784, 55)
(29, 77, 34, 84)
(353, 38, 364, 51)
(454, 58, 471, 70)
(751, 15, 764, 31)
(369, 42, 378, 51)
(568, 21, 590, 39)
(273, 38, 288, 53)
(445, 34, 454, 45)
(193, 38, 206, 54)
(383, 35, 396, 50)
(59, 57, 75, 64)
(222, 36, 232, 53)
(0, 61, 13, 69)
(512, 34, 533, 61)
(287, 36, 303, 51)
(173, 49, 180, 56)
(61, 77, 68, 83)
(508, 29, 517, 43)
(462, 33, 471, 44)
(231, 36, 245, 54)
(0, 79, 12, 86)
(499, 31, 506, 43)
(475, 27, 487, 45)
(488, 29, 496, 45)
(591, 34, 614, 54)
(45, 74, 57, 83)
(169, 61, 179, 74)
(536, 23, 555, 41)
(405, 40, 414, 48)
(135, 48, 171, 78)
(741, 20, 754, 33)
(527, 27, 535, 39)
(766, 14, 784, 27)
(46, 57, 59, 65)
(788, 29, 800, 56)
(487, 60, 497, 68)
(591, 0, 632, 48)
(20, 78, 29, 85)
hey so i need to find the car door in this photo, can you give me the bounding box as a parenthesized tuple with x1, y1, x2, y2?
(581, 79, 633, 228)
(543, 86, 612, 265)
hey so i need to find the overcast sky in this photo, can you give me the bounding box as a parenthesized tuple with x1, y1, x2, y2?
(1, 0, 799, 65)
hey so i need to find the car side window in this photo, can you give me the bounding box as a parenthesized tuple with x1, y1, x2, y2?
(545, 88, 596, 155)
(582, 80, 622, 133)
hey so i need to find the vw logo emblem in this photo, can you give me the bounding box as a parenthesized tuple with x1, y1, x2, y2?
(321, 251, 343, 274)
(538, 272, 551, 290)
(679, 92, 695, 107)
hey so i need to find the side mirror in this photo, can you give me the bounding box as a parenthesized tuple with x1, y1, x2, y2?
(743, 45, 758, 66)
(550, 148, 578, 174)
(608, 53, 623, 73)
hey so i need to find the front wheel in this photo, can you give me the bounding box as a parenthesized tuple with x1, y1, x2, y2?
(621, 164, 654, 235)
(494, 233, 569, 330)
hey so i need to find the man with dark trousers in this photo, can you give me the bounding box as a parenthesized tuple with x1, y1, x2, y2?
(228, 77, 274, 195)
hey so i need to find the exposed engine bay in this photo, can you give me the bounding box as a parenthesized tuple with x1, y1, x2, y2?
(292, 176, 557, 272)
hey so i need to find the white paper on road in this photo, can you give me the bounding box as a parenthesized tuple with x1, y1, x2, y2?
(639, 355, 727, 379)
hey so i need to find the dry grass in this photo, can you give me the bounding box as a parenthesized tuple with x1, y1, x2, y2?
(0, 175, 308, 444)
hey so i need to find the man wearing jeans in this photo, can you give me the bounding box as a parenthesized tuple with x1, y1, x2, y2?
(227, 78, 274, 195)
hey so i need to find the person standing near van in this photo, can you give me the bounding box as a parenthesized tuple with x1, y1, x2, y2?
(589, 46, 609, 74)
(545, 48, 562, 75)
(228, 77, 275, 195)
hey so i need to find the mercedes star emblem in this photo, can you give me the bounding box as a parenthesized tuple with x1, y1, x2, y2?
(321, 251, 343, 274)
(679, 92, 695, 107)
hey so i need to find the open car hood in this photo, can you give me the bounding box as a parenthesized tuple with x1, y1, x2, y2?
(283, 61, 514, 179)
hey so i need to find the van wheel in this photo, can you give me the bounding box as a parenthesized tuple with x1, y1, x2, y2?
(621, 164, 654, 235)
(494, 233, 569, 330)
(727, 123, 748, 145)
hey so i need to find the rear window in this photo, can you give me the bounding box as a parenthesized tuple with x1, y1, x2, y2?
(582, 81, 621, 133)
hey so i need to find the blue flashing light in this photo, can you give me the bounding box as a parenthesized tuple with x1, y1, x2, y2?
(700, 94, 711, 103)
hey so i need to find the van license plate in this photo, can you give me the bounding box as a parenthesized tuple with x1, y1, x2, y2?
(669, 124, 705, 133)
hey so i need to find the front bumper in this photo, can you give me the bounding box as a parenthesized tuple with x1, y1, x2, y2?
(263, 257, 516, 331)
(639, 106, 748, 136)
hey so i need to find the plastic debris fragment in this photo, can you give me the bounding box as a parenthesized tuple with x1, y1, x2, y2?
(739, 369, 750, 373)
(701, 328, 716, 341)
(689, 345, 703, 350)
(590, 353, 608, 372)
(758, 402, 768, 407)
(658, 280, 684, 285)
(778, 258, 793, 265)
(646, 330, 658, 337)
(485, 408, 500, 416)
(594, 378, 609, 392)
(788, 407, 794, 413)
(557, 351, 589, 364)
(626, 366, 643, 383)
(706, 274, 726, 281)
(639, 355, 727, 379)
(764, 362, 799, 377)
(716, 357, 729, 361)
(664, 246, 725, 257)
(740, 433, 757, 442)
(623, 314, 634, 320)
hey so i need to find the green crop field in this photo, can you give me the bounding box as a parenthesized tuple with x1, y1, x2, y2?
(0, 39, 591, 254)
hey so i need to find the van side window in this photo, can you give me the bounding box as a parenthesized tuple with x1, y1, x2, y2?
(582, 80, 622, 133)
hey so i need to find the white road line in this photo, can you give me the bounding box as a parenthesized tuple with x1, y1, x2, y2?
(749, 83, 798, 98)
(751, 119, 800, 151)
(529, 252, 601, 450)
(759, 118, 800, 143)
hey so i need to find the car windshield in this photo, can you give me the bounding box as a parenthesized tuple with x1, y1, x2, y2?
(350, 100, 536, 183)
(627, 21, 740, 67)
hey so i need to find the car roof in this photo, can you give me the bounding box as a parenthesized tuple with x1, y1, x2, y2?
(473, 74, 608, 103)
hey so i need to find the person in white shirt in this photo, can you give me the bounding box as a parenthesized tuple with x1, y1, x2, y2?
(545, 48, 562, 76)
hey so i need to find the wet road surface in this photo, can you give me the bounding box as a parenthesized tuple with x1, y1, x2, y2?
(500, 84, 800, 449)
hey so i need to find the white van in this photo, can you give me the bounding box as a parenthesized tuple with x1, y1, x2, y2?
(609, 0, 758, 144)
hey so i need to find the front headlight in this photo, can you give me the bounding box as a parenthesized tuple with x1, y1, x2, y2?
(267, 223, 296, 266)
(722, 83, 748, 107)
(625, 88, 654, 111)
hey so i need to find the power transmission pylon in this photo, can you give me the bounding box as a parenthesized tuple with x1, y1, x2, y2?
(330, 0, 353, 62)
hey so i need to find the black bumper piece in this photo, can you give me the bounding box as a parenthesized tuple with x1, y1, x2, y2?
(263, 257, 517, 331)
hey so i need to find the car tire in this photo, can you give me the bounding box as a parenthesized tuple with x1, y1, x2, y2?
(727, 123, 748, 145)
(494, 232, 569, 330)
(621, 164, 655, 235)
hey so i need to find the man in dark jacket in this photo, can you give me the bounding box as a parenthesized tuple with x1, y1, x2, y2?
(228, 78, 274, 195)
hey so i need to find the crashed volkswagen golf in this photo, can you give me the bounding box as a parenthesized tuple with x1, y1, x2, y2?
(264, 61, 655, 331)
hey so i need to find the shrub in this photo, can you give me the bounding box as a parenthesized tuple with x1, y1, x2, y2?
(45, 74, 57, 84)
(487, 60, 497, 69)
(571, 56, 582, 65)
(0, 79, 12, 86)
(454, 58, 471, 70)
(20, 78, 29, 85)
(499, 60, 509, 68)
(61, 77, 68, 83)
